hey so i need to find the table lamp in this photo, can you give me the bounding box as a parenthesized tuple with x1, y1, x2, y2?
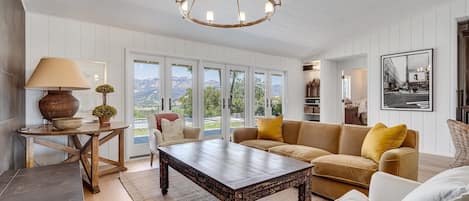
(26, 57, 91, 121)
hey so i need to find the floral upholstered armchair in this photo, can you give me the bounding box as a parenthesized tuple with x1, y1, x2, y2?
(147, 113, 201, 166)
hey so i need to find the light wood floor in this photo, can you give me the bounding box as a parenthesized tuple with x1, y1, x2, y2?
(84, 153, 453, 201)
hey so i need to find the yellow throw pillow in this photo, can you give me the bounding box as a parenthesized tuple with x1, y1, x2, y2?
(361, 123, 407, 163)
(257, 116, 284, 142)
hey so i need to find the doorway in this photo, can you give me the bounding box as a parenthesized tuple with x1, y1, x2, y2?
(125, 54, 198, 157)
(200, 62, 249, 140)
(338, 56, 368, 125)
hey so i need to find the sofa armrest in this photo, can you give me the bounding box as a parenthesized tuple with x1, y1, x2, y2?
(149, 129, 163, 153)
(232, 128, 258, 143)
(183, 127, 201, 140)
(379, 147, 419, 180)
(368, 172, 421, 201)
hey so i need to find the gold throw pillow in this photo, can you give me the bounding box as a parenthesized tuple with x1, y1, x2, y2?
(361, 123, 407, 163)
(257, 116, 284, 142)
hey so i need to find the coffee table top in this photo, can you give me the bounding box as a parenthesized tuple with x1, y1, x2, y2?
(158, 139, 313, 190)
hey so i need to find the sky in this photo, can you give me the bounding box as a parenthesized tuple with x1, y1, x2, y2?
(134, 62, 192, 80)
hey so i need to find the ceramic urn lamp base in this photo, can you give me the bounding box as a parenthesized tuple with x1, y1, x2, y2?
(39, 90, 79, 121)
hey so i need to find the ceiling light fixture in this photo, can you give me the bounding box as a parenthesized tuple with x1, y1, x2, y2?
(175, 0, 281, 28)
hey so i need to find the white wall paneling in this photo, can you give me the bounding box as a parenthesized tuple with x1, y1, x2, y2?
(26, 12, 303, 164)
(320, 1, 466, 156)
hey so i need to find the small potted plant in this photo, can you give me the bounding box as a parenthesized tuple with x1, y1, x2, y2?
(92, 105, 117, 127)
(93, 84, 117, 127)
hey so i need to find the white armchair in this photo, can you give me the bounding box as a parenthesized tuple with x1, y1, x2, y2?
(147, 113, 201, 166)
(338, 166, 469, 201)
(337, 172, 420, 201)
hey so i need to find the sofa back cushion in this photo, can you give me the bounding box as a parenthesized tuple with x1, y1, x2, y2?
(297, 122, 342, 154)
(402, 129, 418, 149)
(282, 120, 302, 144)
(338, 125, 371, 156)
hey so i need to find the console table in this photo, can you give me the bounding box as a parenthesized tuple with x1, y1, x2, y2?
(17, 122, 129, 193)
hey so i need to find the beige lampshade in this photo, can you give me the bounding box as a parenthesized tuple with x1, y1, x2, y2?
(26, 57, 91, 90)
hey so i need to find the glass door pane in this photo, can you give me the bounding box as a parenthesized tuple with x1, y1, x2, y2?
(133, 60, 162, 144)
(203, 67, 223, 137)
(169, 63, 194, 127)
(228, 69, 246, 133)
(270, 73, 284, 116)
(254, 72, 267, 120)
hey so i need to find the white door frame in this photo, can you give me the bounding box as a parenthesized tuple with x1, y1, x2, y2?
(125, 51, 165, 158)
(199, 61, 226, 140)
(165, 57, 199, 126)
(225, 65, 250, 140)
(251, 68, 286, 125)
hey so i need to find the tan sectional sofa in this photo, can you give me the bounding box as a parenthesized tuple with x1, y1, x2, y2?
(233, 120, 419, 200)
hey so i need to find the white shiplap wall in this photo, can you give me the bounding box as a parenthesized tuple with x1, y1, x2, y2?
(25, 12, 303, 164)
(320, 0, 467, 156)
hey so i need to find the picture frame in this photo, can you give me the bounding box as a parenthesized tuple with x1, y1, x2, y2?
(73, 60, 107, 122)
(381, 49, 433, 111)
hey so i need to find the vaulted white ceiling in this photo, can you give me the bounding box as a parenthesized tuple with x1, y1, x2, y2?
(23, 0, 448, 58)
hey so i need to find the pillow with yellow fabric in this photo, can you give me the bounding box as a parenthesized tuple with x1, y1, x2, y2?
(257, 116, 284, 142)
(361, 123, 407, 163)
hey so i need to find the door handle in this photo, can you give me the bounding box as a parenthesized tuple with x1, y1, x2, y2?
(161, 98, 164, 111)
(266, 98, 269, 108)
(223, 98, 226, 109)
(169, 98, 172, 111)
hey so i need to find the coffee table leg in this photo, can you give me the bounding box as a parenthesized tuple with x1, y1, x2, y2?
(298, 171, 311, 201)
(159, 154, 169, 195)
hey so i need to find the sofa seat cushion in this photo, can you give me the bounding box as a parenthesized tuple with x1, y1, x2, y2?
(268, 145, 332, 162)
(159, 139, 198, 147)
(239, 140, 286, 151)
(312, 154, 378, 188)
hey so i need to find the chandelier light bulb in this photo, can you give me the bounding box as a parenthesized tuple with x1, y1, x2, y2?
(239, 12, 246, 23)
(181, 0, 188, 12)
(206, 11, 214, 23)
(265, 2, 274, 13)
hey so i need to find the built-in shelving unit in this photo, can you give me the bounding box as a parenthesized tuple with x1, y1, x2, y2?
(304, 97, 320, 121)
(303, 61, 320, 122)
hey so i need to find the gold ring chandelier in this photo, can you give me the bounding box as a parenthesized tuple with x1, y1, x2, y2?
(175, 0, 282, 28)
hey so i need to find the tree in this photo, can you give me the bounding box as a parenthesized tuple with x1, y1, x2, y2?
(254, 77, 266, 116)
(204, 86, 222, 117)
(177, 74, 282, 118)
(177, 88, 193, 117)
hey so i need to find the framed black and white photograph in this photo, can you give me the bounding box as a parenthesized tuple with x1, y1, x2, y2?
(381, 49, 433, 111)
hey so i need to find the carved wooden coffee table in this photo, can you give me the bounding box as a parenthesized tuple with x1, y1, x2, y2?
(158, 140, 313, 201)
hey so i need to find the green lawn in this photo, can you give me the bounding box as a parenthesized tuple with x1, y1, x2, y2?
(204, 121, 244, 129)
(134, 128, 148, 136)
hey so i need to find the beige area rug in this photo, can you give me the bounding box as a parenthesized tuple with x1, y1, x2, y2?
(120, 169, 329, 201)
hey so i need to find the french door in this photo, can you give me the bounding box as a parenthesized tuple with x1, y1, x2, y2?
(126, 53, 197, 157)
(201, 63, 249, 140)
(252, 70, 285, 124)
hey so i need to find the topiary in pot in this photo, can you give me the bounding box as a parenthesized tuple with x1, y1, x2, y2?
(92, 105, 117, 127)
(93, 84, 117, 127)
(95, 84, 114, 105)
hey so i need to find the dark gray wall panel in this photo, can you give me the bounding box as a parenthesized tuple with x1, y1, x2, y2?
(0, 0, 26, 173)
